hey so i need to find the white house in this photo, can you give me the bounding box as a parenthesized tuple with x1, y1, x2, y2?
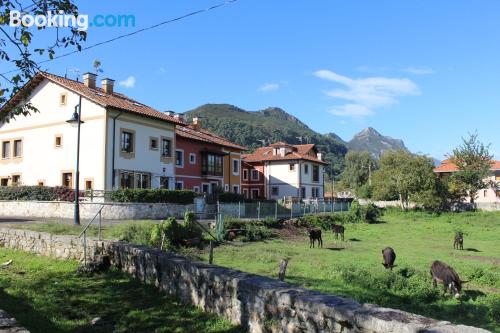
(241, 142, 326, 200)
(0, 72, 184, 191)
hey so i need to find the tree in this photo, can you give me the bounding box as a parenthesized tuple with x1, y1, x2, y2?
(372, 151, 439, 210)
(449, 132, 494, 203)
(0, 0, 86, 122)
(340, 151, 377, 197)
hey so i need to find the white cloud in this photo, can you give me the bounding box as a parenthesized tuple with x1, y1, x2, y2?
(314, 69, 420, 118)
(119, 76, 136, 88)
(258, 83, 280, 92)
(402, 67, 434, 75)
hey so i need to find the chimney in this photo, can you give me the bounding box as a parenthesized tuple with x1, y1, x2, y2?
(317, 152, 323, 161)
(101, 78, 115, 94)
(83, 72, 97, 89)
(173, 113, 184, 122)
(192, 117, 202, 130)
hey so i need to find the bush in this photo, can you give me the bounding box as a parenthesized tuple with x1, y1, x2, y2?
(348, 200, 384, 223)
(0, 186, 77, 202)
(485, 294, 500, 324)
(108, 189, 196, 204)
(217, 192, 246, 203)
(222, 217, 272, 242)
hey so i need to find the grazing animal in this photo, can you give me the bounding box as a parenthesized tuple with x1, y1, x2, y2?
(430, 260, 467, 299)
(309, 228, 323, 248)
(453, 232, 464, 250)
(381, 247, 396, 270)
(332, 224, 345, 241)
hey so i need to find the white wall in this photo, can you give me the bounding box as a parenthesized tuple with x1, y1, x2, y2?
(105, 110, 176, 190)
(0, 79, 106, 190)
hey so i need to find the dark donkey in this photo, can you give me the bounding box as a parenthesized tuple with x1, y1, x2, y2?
(430, 260, 467, 299)
(382, 247, 396, 270)
(332, 224, 345, 241)
(309, 228, 323, 248)
(453, 232, 464, 250)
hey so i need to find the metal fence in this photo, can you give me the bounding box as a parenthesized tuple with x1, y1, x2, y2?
(214, 200, 351, 220)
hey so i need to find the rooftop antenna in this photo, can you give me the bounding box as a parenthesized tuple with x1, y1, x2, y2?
(69, 68, 80, 81)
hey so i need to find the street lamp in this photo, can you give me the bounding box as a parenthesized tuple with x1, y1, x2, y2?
(66, 97, 84, 225)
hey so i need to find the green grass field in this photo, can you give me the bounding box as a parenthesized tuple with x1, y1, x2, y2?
(202, 210, 500, 332)
(0, 248, 243, 333)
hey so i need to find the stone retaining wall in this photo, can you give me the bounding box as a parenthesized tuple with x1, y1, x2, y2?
(0, 201, 195, 220)
(0, 310, 29, 333)
(0, 227, 488, 333)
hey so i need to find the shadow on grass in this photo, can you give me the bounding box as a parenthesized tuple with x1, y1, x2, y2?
(326, 247, 345, 251)
(348, 238, 361, 242)
(465, 248, 481, 252)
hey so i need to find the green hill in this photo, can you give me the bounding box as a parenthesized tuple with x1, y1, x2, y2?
(184, 104, 347, 171)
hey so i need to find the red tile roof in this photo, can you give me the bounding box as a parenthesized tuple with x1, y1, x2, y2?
(242, 142, 327, 164)
(1, 72, 185, 125)
(434, 159, 500, 173)
(176, 125, 246, 151)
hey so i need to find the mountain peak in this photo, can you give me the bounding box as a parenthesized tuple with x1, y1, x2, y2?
(348, 127, 408, 157)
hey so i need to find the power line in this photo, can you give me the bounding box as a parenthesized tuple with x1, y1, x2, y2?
(1, 0, 238, 76)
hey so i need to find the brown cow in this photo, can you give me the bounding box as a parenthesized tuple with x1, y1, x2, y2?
(332, 224, 345, 241)
(453, 232, 464, 250)
(309, 228, 323, 248)
(382, 247, 396, 270)
(430, 260, 467, 299)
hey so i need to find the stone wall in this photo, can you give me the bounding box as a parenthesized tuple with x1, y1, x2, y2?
(0, 201, 196, 220)
(0, 227, 488, 333)
(0, 310, 29, 333)
(359, 199, 500, 212)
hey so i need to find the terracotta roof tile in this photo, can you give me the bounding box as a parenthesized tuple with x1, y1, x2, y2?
(434, 159, 500, 173)
(176, 125, 246, 150)
(243, 143, 327, 164)
(1, 72, 185, 125)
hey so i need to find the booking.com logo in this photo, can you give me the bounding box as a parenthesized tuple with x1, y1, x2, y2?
(9, 10, 136, 31)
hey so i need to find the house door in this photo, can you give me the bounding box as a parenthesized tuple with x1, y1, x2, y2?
(62, 172, 73, 188)
(202, 184, 210, 193)
(251, 189, 259, 199)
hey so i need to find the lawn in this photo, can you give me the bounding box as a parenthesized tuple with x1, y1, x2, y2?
(202, 210, 500, 332)
(0, 248, 243, 333)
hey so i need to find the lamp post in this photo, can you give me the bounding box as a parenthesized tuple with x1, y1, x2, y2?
(66, 96, 84, 225)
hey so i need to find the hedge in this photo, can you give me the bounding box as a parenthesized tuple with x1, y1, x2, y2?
(107, 189, 197, 204)
(0, 186, 76, 202)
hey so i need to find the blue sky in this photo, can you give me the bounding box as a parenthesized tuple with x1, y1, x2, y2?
(3, 1, 500, 159)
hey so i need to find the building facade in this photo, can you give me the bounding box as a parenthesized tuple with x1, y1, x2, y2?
(434, 159, 500, 203)
(241, 142, 327, 200)
(175, 118, 246, 193)
(0, 72, 183, 191)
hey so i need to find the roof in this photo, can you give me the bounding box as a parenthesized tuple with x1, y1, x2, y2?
(242, 142, 327, 165)
(176, 125, 246, 151)
(434, 159, 500, 173)
(1, 72, 185, 125)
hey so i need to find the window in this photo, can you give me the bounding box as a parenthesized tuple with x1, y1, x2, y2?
(251, 170, 259, 181)
(483, 190, 488, 197)
(120, 130, 134, 153)
(1, 178, 9, 186)
(62, 172, 73, 187)
(232, 185, 239, 193)
(243, 188, 249, 198)
(312, 187, 319, 198)
(189, 153, 196, 164)
(193, 186, 200, 193)
(313, 165, 320, 182)
(160, 177, 169, 189)
(202, 183, 210, 193)
(176, 150, 184, 167)
(243, 169, 248, 181)
(11, 175, 21, 186)
(201, 153, 223, 176)
(224, 184, 229, 192)
(85, 180, 93, 191)
(2, 141, 11, 159)
(271, 186, 279, 196)
(289, 163, 295, 171)
(232, 159, 240, 175)
(304, 164, 309, 174)
(175, 181, 184, 190)
(37, 180, 45, 186)
(55, 135, 63, 148)
(120, 172, 134, 189)
(135, 173, 150, 189)
(60, 93, 67, 105)
(301, 187, 306, 198)
(251, 188, 259, 199)
(13, 139, 22, 157)
(150, 137, 158, 150)
(161, 138, 171, 157)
